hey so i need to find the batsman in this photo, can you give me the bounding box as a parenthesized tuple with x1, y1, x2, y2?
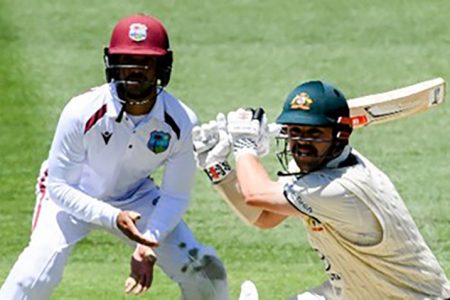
(193, 80, 450, 299)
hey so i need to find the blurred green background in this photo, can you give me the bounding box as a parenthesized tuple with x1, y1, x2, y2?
(0, 0, 449, 298)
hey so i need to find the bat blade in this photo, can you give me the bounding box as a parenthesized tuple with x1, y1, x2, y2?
(348, 77, 445, 128)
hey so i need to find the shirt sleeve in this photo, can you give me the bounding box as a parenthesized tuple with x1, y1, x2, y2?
(145, 127, 196, 242)
(283, 172, 381, 245)
(283, 173, 348, 218)
(46, 100, 120, 230)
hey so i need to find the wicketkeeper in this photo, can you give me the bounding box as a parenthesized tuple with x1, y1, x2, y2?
(0, 14, 229, 299)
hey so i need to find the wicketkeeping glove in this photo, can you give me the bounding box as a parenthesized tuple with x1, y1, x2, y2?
(192, 113, 232, 183)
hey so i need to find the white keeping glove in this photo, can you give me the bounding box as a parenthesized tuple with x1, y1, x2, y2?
(192, 113, 232, 183)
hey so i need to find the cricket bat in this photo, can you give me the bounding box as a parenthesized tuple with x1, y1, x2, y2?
(348, 77, 445, 128)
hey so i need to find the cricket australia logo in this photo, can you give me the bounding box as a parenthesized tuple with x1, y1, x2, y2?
(129, 23, 148, 42)
(147, 131, 171, 154)
(305, 216, 323, 232)
(290, 92, 313, 110)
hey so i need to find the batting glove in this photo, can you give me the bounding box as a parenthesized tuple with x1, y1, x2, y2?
(227, 108, 272, 160)
(256, 122, 282, 158)
(192, 113, 232, 183)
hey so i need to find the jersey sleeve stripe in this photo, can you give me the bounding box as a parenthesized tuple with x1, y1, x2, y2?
(32, 168, 48, 231)
(164, 112, 180, 139)
(84, 104, 107, 134)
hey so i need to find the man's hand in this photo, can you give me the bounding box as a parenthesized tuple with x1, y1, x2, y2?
(227, 108, 281, 159)
(192, 113, 232, 183)
(258, 122, 282, 157)
(227, 108, 268, 159)
(192, 112, 230, 168)
(124, 245, 157, 295)
(116, 211, 159, 247)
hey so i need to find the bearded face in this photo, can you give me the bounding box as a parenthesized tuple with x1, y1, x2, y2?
(286, 125, 334, 174)
(111, 54, 158, 103)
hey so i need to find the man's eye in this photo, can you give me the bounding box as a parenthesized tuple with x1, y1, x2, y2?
(308, 130, 324, 137)
(288, 129, 300, 136)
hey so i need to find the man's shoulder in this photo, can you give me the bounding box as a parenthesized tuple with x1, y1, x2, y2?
(297, 156, 364, 190)
(64, 84, 111, 120)
(159, 90, 198, 134)
(70, 84, 110, 104)
(324, 149, 396, 198)
(345, 149, 383, 178)
(299, 170, 343, 190)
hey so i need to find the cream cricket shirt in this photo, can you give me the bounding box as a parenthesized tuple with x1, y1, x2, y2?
(47, 83, 197, 241)
(283, 148, 450, 299)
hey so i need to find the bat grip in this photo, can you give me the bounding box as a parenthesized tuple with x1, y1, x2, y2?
(252, 107, 265, 121)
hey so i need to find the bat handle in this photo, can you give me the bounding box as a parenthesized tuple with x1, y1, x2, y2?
(252, 107, 265, 121)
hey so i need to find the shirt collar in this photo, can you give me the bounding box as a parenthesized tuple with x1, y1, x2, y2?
(325, 145, 352, 169)
(146, 89, 165, 121)
(106, 83, 122, 118)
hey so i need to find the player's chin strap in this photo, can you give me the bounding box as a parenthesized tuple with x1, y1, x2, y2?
(114, 83, 164, 123)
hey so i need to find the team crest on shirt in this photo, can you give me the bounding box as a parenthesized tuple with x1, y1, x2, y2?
(305, 216, 324, 232)
(147, 131, 171, 154)
(129, 23, 148, 42)
(290, 92, 313, 110)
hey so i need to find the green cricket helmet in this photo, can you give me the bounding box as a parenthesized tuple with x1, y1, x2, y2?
(276, 80, 350, 127)
(275, 80, 353, 175)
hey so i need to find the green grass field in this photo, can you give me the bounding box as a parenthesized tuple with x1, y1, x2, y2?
(1, 0, 449, 298)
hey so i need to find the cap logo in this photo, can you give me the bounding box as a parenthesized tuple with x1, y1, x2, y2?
(129, 23, 148, 42)
(290, 92, 313, 110)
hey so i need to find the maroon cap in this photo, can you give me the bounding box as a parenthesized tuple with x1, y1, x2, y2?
(108, 14, 169, 56)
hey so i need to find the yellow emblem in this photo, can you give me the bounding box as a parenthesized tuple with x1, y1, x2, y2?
(290, 92, 313, 110)
(304, 216, 324, 232)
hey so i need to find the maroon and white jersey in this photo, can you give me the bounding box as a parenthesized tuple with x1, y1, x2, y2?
(46, 83, 197, 240)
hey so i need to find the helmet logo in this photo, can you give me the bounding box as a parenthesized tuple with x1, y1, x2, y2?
(290, 92, 313, 110)
(129, 23, 148, 42)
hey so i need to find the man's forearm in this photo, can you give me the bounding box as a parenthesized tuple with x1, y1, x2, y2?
(213, 170, 264, 225)
(235, 153, 275, 200)
(47, 179, 120, 230)
(145, 192, 190, 241)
